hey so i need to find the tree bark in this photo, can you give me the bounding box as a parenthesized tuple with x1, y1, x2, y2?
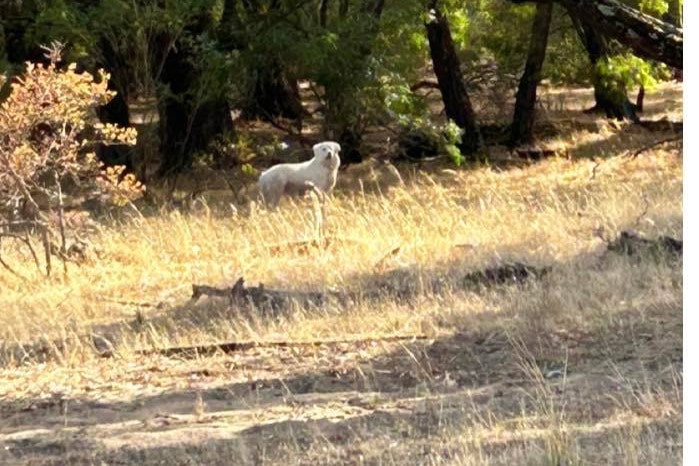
(665, 0, 682, 28)
(425, 0, 480, 155)
(246, 64, 305, 121)
(568, 11, 639, 122)
(509, 0, 682, 69)
(157, 42, 233, 177)
(319, 0, 329, 27)
(509, 2, 553, 147)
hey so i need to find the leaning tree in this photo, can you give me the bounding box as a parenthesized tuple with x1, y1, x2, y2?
(505, 0, 681, 148)
(508, 0, 682, 69)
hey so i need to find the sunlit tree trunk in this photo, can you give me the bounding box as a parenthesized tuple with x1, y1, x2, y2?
(569, 12, 639, 122)
(425, 0, 480, 155)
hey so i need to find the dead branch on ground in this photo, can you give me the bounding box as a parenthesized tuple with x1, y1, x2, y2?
(628, 135, 682, 158)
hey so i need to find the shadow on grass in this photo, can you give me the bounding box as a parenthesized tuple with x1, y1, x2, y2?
(0, 206, 683, 464)
(0, 259, 682, 464)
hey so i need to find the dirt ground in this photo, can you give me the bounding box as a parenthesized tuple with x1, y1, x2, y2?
(0, 298, 682, 464)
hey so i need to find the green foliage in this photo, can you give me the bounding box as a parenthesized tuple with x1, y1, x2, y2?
(397, 116, 465, 166)
(638, 0, 669, 16)
(87, 0, 213, 96)
(596, 52, 671, 95)
(0, 0, 680, 174)
(241, 163, 258, 177)
(542, 7, 591, 84)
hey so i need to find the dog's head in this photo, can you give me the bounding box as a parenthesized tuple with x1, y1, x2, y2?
(313, 141, 342, 171)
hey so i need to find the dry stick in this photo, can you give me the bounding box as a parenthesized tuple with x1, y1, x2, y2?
(588, 159, 602, 181)
(38, 219, 51, 277)
(629, 135, 682, 158)
(631, 195, 651, 231)
(305, 181, 326, 245)
(0, 155, 51, 276)
(54, 171, 68, 275)
(133, 334, 431, 359)
(0, 245, 28, 280)
(0, 230, 41, 272)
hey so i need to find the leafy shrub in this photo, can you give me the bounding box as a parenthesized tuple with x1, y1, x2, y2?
(396, 118, 465, 166)
(0, 46, 142, 277)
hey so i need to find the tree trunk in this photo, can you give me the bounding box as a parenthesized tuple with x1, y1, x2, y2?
(665, 0, 682, 27)
(509, 0, 682, 69)
(664, 0, 683, 80)
(509, 2, 553, 147)
(568, 12, 639, 122)
(425, 0, 480, 155)
(157, 45, 233, 177)
(246, 64, 305, 121)
(319, 0, 329, 27)
(228, 1, 304, 122)
(339, 0, 349, 18)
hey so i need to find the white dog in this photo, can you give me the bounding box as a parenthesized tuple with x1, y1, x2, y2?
(258, 141, 341, 208)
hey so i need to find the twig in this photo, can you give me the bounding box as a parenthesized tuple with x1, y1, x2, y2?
(30, 215, 52, 277)
(0, 231, 41, 273)
(0, 243, 29, 281)
(306, 181, 326, 245)
(374, 245, 401, 270)
(631, 195, 651, 231)
(588, 159, 601, 181)
(628, 135, 682, 158)
(98, 298, 163, 308)
(54, 171, 68, 275)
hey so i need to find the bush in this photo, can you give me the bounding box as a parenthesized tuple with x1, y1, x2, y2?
(396, 118, 465, 166)
(0, 45, 142, 277)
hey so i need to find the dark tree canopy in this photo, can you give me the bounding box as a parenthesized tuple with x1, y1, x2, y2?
(0, 0, 683, 177)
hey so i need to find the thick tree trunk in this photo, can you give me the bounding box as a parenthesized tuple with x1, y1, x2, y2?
(568, 12, 639, 122)
(509, 2, 553, 147)
(425, 1, 480, 155)
(157, 45, 233, 177)
(225, 1, 304, 122)
(246, 64, 305, 121)
(510, 0, 682, 69)
(664, 0, 683, 80)
(319, 0, 329, 27)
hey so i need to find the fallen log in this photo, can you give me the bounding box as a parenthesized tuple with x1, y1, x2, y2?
(605, 230, 682, 259)
(191, 277, 331, 314)
(464, 262, 552, 288)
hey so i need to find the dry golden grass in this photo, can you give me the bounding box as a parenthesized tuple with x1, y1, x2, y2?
(0, 86, 683, 464)
(0, 147, 681, 344)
